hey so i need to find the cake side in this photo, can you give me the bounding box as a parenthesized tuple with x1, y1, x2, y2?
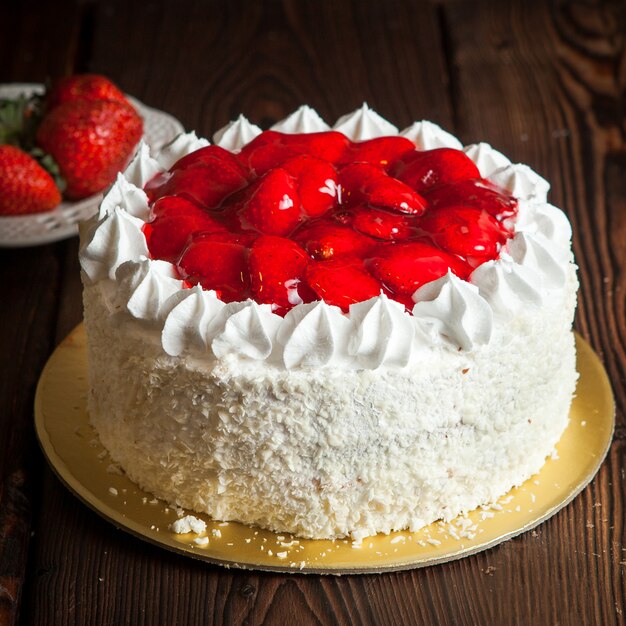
(80, 106, 579, 540)
(84, 266, 577, 540)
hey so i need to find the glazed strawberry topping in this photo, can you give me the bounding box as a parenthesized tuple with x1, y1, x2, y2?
(144, 130, 518, 313)
(249, 235, 316, 315)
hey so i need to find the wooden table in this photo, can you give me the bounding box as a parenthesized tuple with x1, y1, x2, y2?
(1, 1, 624, 624)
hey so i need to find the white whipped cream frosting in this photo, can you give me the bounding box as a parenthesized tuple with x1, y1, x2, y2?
(80, 206, 148, 282)
(489, 163, 550, 202)
(401, 121, 463, 150)
(333, 103, 399, 140)
(271, 105, 330, 133)
(348, 294, 414, 368)
(463, 143, 511, 177)
(161, 286, 225, 356)
(412, 271, 493, 351)
(211, 300, 283, 360)
(80, 105, 575, 370)
(157, 131, 210, 170)
(277, 301, 352, 368)
(123, 141, 162, 188)
(99, 173, 150, 220)
(213, 115, 262, 152)
(115, 257, 183, 321)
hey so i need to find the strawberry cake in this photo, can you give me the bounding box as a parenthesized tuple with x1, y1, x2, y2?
(79, 104, 578, 541)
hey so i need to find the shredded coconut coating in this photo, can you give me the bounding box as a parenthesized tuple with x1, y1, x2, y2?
(83, 266, 578, 540)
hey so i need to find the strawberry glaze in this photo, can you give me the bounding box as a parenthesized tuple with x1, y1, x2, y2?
(143, 131, 518, 313)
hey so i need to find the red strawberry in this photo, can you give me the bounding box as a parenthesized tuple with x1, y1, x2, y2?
(282, 131, 350, 163)
(337, 136, 414, 168)
(46, 74, 128, 110)
(293, 220, 375, 260)
(281, 155, 339, 218)
(424, 178, 518, 220)
(0, 145, 61, 215)
(237, 132, 299, 176)
(391, 148, 480, 193)
(145, 196, 227, 262)
(305, 258, 381, 311)
(338, 163, 385, 203)
(36, 99, 143, 199)
(249, 235, 314, 314)
(150, 195, 207, 219)
(339, 163, 427, 215)
(145, 157, 248, 209)
(367, 177, 428, 214)
(237, 168, 301, 236)
(418, 206, 508, 263)
(239, 131, 349, 175)
(338, 206, 422, 241)
(367, 241, 471, 296)
(169, 145, 249, 175)
(190, 229, 259, 247)
(178, 238, 250, 302)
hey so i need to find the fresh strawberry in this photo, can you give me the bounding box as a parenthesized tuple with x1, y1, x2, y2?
(293, 219, 375, 260)
(419, 207, 508, 263)
(145, 196, 227, 262)
(337, 206, 422, 241)
(46, 74, 128, 110)
(281, 155, 339, 218)
(0, 145, 61, 215)
(239, 131, 349, 175)
(337, 136, 414, 168)
(367, 241, 471, 296)
(305, 258, 381, 311)
(249, 235, 314, 314)
(146, 157, 248, 209)
(177, 237, 250, 302)
(36, 99, 143, 199)
(339, 163, 427, 215)
(236, 168, 301, 236)
(391, 148, 480, 193)
(423, 178, 518, 220)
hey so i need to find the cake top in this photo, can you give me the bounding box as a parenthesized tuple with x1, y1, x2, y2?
(79, 105, 573, 369)
(142, 130, 518, 316)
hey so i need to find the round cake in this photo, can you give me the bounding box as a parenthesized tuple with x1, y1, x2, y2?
(79, 104, 578, 541)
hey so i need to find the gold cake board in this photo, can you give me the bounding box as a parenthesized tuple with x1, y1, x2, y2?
(34, 325, 614, 574)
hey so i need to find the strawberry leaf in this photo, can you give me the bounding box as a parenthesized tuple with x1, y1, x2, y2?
(30, 147, 66, 193)
(0, 92, 44, 149)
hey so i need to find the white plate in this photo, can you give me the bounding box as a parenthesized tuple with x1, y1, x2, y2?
(0, 83, 184, 247)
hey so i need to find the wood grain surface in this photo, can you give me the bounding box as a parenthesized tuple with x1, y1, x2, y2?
(1, 1, 624, 624)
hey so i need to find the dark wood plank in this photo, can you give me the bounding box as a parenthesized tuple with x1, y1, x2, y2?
(84, 0, 455, 136)
(0, 247, 61, 626)
(441, 1, 626, 624)
(0, 3, 83, 625)
(0, 1, 82, 83)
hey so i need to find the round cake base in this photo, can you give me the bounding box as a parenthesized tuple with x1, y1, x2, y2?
(35, 324, 614, 574)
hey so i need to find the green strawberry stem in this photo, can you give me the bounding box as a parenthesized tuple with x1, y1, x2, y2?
(0, 90, 66, 193)
(31, 147, 66, 193)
